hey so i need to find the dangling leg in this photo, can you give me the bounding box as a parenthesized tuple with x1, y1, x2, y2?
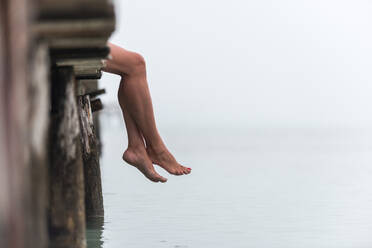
(118, 79, 167, 183)
(103, 43, 191, 181)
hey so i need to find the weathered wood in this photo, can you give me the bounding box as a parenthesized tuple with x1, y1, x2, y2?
(33, 19, 115, 38)
(78, 95, 104, 217)
(50, 47, 110, 60)
(90, 99, 103, 113)
(77, 80, 103, 95)
(77, 80, 103, 155)
(2, 0, 116, 246)
(35, 0, 115, 20)
(93, 110, 102, 156)
(49, 67, 86, 248)
(28, 43, 50, 248)
(55, 58, 104, 68)
(75, 67, 103, 80)
(48, 37, 108, 49)
(86, 89, 106, 98)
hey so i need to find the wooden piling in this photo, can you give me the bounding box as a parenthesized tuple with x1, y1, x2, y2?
(1, 0, 115, 247)
(0, 1, 43, 248)
(29, 43, 50, 248)
(78, 80, 103, 154)
(49, 67, 86, 248)
(78, 95, 104, 217)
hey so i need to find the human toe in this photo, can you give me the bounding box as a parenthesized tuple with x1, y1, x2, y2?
(146, 170, 167, 183)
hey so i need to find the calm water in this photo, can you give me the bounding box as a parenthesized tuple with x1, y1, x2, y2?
(87, 111, 372, 248)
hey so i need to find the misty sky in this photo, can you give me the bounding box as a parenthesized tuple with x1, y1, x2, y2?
(100, 0, 372, 128)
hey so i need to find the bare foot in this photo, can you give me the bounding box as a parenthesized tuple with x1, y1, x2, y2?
(123, 147, 167, 183)
(147, 146, 191, 176)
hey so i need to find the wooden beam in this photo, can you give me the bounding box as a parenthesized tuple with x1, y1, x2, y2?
(49, 67, 86, 248)
(78, 95, 104, 217)
(47, 37, 108, 49)
(76, 80, 103, 155)
(75, 67, 103, 80)
(50, 47, 110, 60)
(54, 60, 104, 80)
(35, 0, 115, 20)
(86, 89, 106, 98)
(55, 58, 104, 68)
(90, 99, 103, 113)
(32, 19, 115, 38)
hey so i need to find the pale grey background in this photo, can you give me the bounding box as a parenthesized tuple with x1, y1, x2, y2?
(94, 1, 372, 247)
(101, 0, 372, 129)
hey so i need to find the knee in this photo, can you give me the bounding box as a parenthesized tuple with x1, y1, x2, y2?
(129, 52, 146, 74)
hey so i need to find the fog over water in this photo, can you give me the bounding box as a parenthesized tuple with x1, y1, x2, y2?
(92, 0, 372, 247)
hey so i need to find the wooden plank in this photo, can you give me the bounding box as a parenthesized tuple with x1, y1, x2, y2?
(32, 19, 115, 38)
(55, 58, 104, 68)
(48, 37, 108, 49)
(35, 0, 115, 20)
(50, 47, 110, 60)
(86, 89, 106, 98)
(77, 85, 106, 99)
(75, 67, 103, 80)
(49, 67, 86, 248)
(78, 95, 104, 217)
(56, 59, 104, 80)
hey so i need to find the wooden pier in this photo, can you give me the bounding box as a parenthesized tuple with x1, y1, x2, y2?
(0, 0, 115, 248)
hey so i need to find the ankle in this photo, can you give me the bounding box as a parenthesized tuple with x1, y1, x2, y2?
(146, 143, 167, 155)
(127, 143, 146, 153)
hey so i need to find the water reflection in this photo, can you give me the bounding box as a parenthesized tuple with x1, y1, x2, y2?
(86, 216, 104, 248)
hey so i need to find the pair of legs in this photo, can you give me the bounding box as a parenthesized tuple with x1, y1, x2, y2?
(103, 43, 191, 183)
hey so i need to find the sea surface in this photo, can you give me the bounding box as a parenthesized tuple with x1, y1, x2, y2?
(87, 111, 372, 248)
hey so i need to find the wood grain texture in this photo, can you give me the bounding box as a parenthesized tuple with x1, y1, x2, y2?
(78, 95, 104, 217)
(49, 67, 86, 248)
(1, 0, 115, 246)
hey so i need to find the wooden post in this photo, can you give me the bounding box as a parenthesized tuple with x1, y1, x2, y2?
(78, 80, 103, 154)
(28, 43, 50, 248)
(49, 67, 86, 248)
(78, 95, 104, 217)
(0, 0, 35, 248)
(2, 0, 115, 247)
